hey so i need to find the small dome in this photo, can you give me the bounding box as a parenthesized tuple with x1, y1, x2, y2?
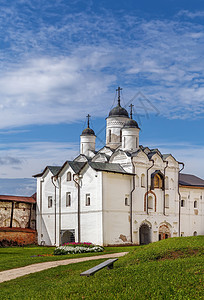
(109, 105, 129, 118)
(81, 127, 95, 136)
(123, 119, 139, 129)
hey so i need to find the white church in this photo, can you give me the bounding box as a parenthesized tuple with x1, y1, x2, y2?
(34, 87, 204, 246)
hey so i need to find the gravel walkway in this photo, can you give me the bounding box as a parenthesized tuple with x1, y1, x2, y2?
(0, 252, 128, 283)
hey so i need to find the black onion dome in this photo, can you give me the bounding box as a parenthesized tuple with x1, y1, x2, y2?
(109, 105, 129, 118)
(123, 119, 139, 129)
(81, 127, 95, 136)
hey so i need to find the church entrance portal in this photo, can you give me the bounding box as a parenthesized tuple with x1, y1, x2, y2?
(61, 230, 75, 245)
(159, 224, 171, 240)
(139, 224, 151, 245)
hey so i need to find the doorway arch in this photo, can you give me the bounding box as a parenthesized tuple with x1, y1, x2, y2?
(139, 223, 151, 245)
(61, 230, 75, 245)
(159, 224, 171, 240)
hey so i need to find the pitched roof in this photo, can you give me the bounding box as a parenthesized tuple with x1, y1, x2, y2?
(55, 161, 86, 176)
(179, 173, 204, 187)
(33, 166, 61, 177)
(68, 161, 86, 173)
(47, 166, 61, 176)
(0, 195, 36, 204)
(89, 162, 133, 175)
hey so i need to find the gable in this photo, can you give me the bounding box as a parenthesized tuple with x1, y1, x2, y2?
(109, 150, 130, 164)
(92, 153, 108, 163)
(98, 146, 113, 156)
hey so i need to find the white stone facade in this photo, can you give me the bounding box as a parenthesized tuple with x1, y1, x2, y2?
(34, 99, 204, 246)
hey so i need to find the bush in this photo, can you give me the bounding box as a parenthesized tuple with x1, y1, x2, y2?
(54, 243, 104, 255)
(0, 239, 22, 248)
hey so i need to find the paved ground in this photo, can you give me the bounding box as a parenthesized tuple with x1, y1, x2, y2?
(0, 252, 128, 283)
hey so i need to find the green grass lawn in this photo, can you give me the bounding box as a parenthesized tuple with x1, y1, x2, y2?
(0, 236, 203, 299)
(0, 244, 134, 271)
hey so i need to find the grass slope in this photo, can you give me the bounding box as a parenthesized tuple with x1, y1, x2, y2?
(0, 236, 203, 299)
(0, 245, 134, 271)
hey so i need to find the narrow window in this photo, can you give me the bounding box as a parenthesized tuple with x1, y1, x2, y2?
(48, 196, 52, 208)
(123, 136, 126, 148)
(66, 192, 71, 207)
(120, 129, 122, 142)
(86, 194, 90, 206)
(136, 137, 138, 148)
(67, 172, 72, 181)
(181, 200, 185, 207)
(194, 201, 198, 208)
(109, 130, 111, 143)
(148, 196, 153, 209)
(125, 195, 130, 206)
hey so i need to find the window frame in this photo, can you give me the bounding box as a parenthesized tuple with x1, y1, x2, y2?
(125, 194, 130, 206)
(85, 193, 91, 206)
(66, 192, 71, 207)
(48, 196, 53, 208)
(67, 172, 72, 182)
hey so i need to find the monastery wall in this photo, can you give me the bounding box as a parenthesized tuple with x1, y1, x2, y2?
(180, 187, 204, 236)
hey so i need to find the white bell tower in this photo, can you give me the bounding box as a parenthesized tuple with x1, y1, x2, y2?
(106, 87, 129, 149)
(122, 104, 140, 151)
(80, 114, 96, 157)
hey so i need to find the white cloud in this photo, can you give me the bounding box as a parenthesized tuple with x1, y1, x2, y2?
(0, 141, 79, 178)
(177, 10, 204, 19)
(0, 6, 203, 126)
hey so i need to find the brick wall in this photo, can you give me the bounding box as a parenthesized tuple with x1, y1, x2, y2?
(0, 227, 37, 245)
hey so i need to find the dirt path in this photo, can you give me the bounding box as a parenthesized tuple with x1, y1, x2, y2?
(0, 252, 128, 283)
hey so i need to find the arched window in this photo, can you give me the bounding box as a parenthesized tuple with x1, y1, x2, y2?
(194, 201, 198, 208)
(165, 176, 169, 189)
(67, 172, 72, 181)
(181, 200, 185, 207)
(109, 130, 111, 143)
(165, 194, 169, 208)
(154, 174, 162, 188)
(141, 174, 145, 187)
(148, 196, 153, 209)
(193, 231, 197, 236)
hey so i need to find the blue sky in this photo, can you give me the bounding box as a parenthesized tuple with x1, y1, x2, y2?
(0, 0, 204, 195)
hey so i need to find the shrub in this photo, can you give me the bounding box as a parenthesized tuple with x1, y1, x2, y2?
(54, 243, 104, 255)
(0, 239, 22, 248)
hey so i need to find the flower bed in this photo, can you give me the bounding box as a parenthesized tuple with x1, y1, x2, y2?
(54, 242, 104, 255)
